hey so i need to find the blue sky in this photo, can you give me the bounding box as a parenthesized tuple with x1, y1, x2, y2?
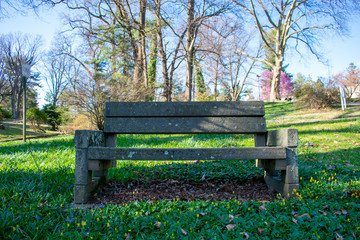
(0, 6, 359, 104)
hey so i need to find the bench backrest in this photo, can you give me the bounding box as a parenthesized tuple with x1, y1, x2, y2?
(104, 101, 266, 134)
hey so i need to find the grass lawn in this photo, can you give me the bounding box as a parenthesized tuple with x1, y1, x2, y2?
(0, 102, 359, 239)
(0, 120, 59, 142)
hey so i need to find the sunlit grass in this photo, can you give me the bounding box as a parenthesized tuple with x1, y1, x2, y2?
(1, 103, 360, 239)
(0, 120, 58, 142)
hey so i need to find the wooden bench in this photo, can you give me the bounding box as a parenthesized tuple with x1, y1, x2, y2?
(74, 101, 299, 204)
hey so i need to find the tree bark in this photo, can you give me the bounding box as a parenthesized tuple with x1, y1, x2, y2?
(185, 0, 195, 101)
(155, 0, 172, 102)
(270, 63, 281, 102)
(139, 0, 148, 90)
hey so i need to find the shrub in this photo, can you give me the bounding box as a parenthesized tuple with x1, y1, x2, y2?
(294, 78, 340, 109)
(27, 107, 48, 132)
(59, 114, 95, 135)
(43, 104, 60, 131)
(259, 70, 293, 101)
(0, 105, 11, 122)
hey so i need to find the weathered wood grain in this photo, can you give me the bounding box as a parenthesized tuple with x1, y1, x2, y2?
(105, 101, 265, 117)
(104, 117, 266, 134)
(87, 147, 286, 161)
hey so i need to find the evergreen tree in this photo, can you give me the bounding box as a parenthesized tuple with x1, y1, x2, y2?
(194, 59, 207, 100)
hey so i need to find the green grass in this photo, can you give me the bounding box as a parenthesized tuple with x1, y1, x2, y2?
(0, 120, 59, 142)
(1, 103, 360, 239)
(265, 102, 360, 127)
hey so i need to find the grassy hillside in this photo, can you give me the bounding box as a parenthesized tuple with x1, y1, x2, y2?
(0, 103, 359, 239)
(0, 120, 59, 142)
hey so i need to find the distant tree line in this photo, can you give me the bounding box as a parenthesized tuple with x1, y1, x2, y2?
(0, 0, 359, 130)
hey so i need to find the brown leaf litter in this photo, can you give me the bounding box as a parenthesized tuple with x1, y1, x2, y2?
(89, 177, 277, 205)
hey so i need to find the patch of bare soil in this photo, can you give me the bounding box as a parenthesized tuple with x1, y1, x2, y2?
(89, 178, 277, 204)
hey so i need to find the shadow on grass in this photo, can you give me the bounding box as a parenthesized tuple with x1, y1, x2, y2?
(337, 106, 360, 119)
(269, 118, 360, 134)
(0, 120, 57, 141)
(264, 102, 296, 120)
(1, 132, 359, 206)
(0, 137, 75, 155)
(0, 166, 75, 204)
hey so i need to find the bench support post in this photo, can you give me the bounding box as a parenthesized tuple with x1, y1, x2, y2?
(256, 129, 299, 198)
(92, 133, 117, 186)
(74, 130, 108, 204)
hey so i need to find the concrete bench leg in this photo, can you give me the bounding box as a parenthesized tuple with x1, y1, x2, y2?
(256, 129, 299, 198)
(282, 148, 299, 198)
(74, 130, 106, 204)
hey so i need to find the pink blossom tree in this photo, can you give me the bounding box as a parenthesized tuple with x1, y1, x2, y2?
(259, 70, 292, 101)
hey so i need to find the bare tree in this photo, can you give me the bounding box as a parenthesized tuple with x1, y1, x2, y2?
(43, 39, 72, 106)
(233, 0, 360, 102)
(333, 63, 360, 99)
(64, 0, 151, 101)
(0, 0, 65, 19)
(220, 37, 258, 101)
(148, 0, 186, 101)
(59, 14, 112, 130)
(183, 0, 231, 101)
(1, 33, 42, 119)
(198, 14, 260, 101)
(0, 40, 11, 104)
(198, 17, 239, 99)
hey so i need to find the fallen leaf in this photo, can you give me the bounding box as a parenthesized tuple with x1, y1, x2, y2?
(226, 224, 236, 231)
(258, 228, 264, 236)
(335, 232, 343, 240)
(229, 214, 234, 223)
(298, 213, 311, 219)
(292, 218, 298, 224)
(341, 209, 348, 215)
(259, 205, 267, 212)
(199, 212, 208, 216)
(125, 233, 130, 240)
(154, 221, 161, 229)
(328, 165, 336, 170)
(201, 174, 206, 181)
(323, 205, 328, 209)
(319, 210, 327, 216)
(239, 232, 249, 239)
(181, 229, 187, 236)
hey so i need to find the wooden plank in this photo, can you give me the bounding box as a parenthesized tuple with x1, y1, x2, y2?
(105, 101, 265, 117)
(104, 117, 266, 134)
(87, 147, 286, 161)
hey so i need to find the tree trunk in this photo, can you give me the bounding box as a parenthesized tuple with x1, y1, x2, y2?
(155, 0, 172, 102)
(270, 59, 282, 102)
(11, 91, 17, 119)
(139, 0, 148, 90)
(185, 0, 195, 102)
(214, 57, 219, 99)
